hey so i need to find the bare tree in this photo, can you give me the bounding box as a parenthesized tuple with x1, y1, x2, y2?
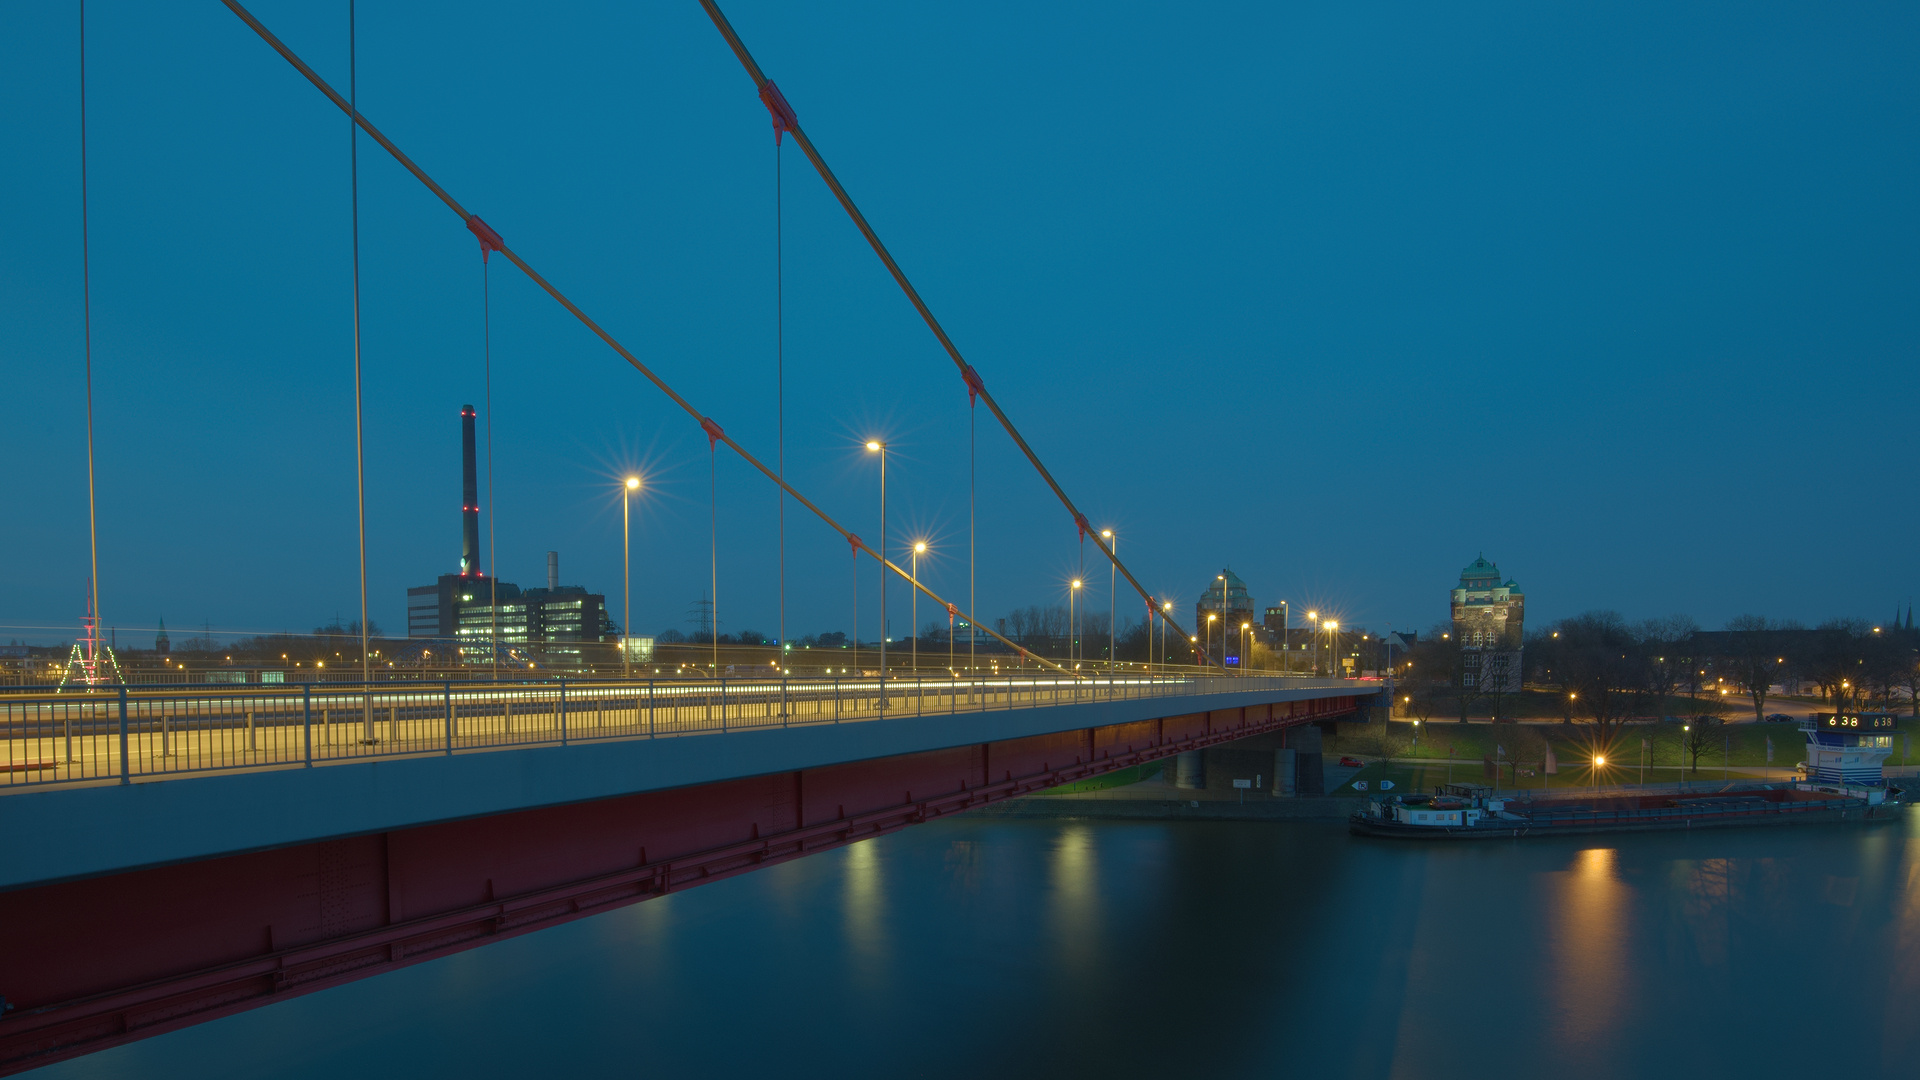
(1637, 615, 1698, 718)
(1491, 721, 1548, 786)
(1801, 620, 1869, 712)
(1681, 714, 1723, 774)
(1556, 611, 1637, 743)
(1724, 615, 1787, 722)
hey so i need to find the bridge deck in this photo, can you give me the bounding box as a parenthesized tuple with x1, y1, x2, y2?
(0, 677, 1373, 892)
(0, 675, 1349, 793)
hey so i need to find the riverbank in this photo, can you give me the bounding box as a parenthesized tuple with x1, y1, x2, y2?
(975, 793, 1362, 821)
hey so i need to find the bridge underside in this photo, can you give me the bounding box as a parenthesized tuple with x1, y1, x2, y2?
(0, 694, 1359, 1073)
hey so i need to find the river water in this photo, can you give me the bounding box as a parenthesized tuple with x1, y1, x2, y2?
(48, 809, 1920, 1079)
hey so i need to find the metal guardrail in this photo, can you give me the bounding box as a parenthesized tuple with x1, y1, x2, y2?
(0, 675, 1356, 793)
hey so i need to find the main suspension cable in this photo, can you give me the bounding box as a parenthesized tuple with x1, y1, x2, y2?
(218, 0, 1069, 678)
(692, 0, 1218, 667)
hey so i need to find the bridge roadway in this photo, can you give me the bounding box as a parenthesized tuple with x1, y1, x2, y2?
(0, 676, 1374, 1073)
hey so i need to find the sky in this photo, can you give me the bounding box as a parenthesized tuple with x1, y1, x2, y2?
(2, 1, 1916, 649)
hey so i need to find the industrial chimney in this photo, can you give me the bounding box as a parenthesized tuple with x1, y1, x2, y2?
(547, 551, 558, 591)
(460, 405, 481, 576)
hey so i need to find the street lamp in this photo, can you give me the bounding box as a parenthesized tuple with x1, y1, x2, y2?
(911, 540, 926, 672)
(1070, 579, 1083, 669)
(1279, 599, 1289, 673)
(865, 440, 886, 687)
(1325, 620, 1339, 678)
(622, 476, 640, 678)
(1207, 612, 1218, 671)
(1102, 530, 1115, 675)
(1160, 600, 1172, 677)
(1240, 621, 1251, 675)
(1308, 610, 1320, 676)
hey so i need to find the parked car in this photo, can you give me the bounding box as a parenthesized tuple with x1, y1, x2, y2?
(1766, 713, 1795, 723)
(1337, 756, 1366, 769)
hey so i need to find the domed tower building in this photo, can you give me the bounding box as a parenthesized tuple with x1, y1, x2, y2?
(1450, 555, 1524, 690)
(1195, 569, 1256, 666)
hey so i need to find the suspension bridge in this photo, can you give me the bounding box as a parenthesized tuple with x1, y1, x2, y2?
(0, 2, 1381, 1072)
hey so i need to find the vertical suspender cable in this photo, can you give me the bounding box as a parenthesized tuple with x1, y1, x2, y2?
(484, 253, 497, 681)
(79, 0, 103, 686)
(775, 134, 784, 677)
(709, 443, 718, 676)
(348, 0, 374, 740)
(968, 388, 975, 678)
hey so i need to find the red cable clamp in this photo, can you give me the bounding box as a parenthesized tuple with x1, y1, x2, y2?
(1074, 513, 1090, 543)
(466, 215, 505, 261)
(961, 364, 985, 406)
(847, 533, 863, 556)
(946, 602, 958, 619)
(759, 81, 798, 144)
(700, 416, 725, 449)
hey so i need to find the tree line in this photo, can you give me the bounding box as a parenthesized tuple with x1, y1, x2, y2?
(1398, 611, 1920, 740)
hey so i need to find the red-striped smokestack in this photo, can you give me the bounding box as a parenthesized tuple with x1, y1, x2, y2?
(460, 405, 481, 576)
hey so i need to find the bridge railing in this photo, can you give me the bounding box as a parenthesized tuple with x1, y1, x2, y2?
(0, 674, 1357, 792)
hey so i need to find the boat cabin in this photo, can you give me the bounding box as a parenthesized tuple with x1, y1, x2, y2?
(1803, 713, 1897, 786)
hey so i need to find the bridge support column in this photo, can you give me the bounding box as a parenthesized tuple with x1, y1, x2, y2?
(1272, 748, 1295, 796)
(1173, 750, 1204, 790)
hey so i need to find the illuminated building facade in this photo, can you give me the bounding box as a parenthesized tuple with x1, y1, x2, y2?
(1450, 555, 1524, 690)
(404, 403, 616, 664)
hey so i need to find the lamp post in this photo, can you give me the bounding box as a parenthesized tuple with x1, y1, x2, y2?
(1325, 620, 1339, 678)
(1681, 722, 1689, 788)
(1280, 600, 1289, 673)
(1160, 600, 1171, 677)
(911, 540, 926, 672)
(1207, 613, 1218, 671)
(865, 440, 886, 688)
(1069, 579, 1083, 671)
(1307, 610, 1319, 676)
(1240, 621, 1251, 675)
(622, 476, 640, 678)
(1102, 530, 1115, 674)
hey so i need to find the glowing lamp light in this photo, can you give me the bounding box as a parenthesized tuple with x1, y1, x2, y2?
(625, 477, 640, 490)
(1595, 756, 1606, 767)
(865, 441, 881, 451)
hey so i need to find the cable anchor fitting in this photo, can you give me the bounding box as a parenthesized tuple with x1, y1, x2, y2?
(466, 215, 505, 262)
(1075, 513, 1090, 543)
(846, 533, 863, 557)
(962, 364, 985, 407)
(759, 81, 798, 144)
(700, 416, 725, 449)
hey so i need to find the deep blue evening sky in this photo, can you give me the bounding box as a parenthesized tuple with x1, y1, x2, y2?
(3, 1, 1916, 647)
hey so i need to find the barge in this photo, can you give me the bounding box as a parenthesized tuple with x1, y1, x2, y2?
(1351, 713, 1906, 840)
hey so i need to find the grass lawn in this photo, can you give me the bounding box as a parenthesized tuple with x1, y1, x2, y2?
(1049, 760, 1165, 794)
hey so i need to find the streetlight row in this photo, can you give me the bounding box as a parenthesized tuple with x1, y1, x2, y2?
(610, 460, 1228, 679)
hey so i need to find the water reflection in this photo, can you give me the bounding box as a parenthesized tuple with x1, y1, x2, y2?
(1047, 825, 1101, 971)
(47, 816, 1920, 1080)
(841, 837, 888, 975)
(1551, 847, 1627, 1049)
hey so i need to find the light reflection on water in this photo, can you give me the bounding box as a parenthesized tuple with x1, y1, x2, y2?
(1551, 847, 1627, 1049)
(48, 810, 1920, 1080)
